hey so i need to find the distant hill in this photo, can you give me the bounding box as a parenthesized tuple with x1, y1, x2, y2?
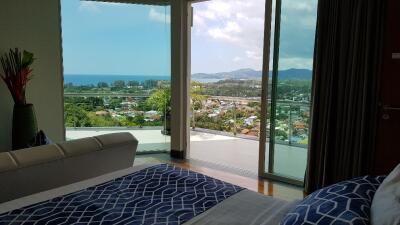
(192, 68, 312, 80)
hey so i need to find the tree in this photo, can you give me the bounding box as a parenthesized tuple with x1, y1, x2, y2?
(87, 112, 120, 127)
(191, 81, 207, 110)
(146, 88, 171, 115)
(64, 104, 92, 127)
(190, 81, 207, 129)
(112, 80, 125, 88)
(134, 114, 145, 128)
(97, 82, 109, 88)
(142, 80, 158, 89)
(127, 81, 139, 87)
(108, 98, 122, 110)
(275, 129, 288, 141)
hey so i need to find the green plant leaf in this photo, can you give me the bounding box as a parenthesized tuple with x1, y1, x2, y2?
(21, 50, 34, 67)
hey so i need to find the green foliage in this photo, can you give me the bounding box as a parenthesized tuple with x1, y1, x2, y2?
(64, 103, 92, 127)
(134, 114, 145, 128)
(136, 99, 152, 111)
(63, 79, 310, 144)
(107, 98, 122, 110)
(127, 81, 140, 87)
(146, 88, 171, 114)
(142, 80, 158, 89)
(275, 129, 288, 140)
(247, 101, 261, 108)
(87, 112, 120, 127)
(21, 50, 34, 67)
(64, 97, 103, 111)
(112, 80, 125, 88)
(120, 116, 136, 127)
(64, 84, 95, 93)
(191, 81, 207, 110)
(97, 82, 109, 88)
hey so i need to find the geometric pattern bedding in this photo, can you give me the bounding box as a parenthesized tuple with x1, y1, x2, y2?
(0, 164, 243, 225)
(280, 176, 386, 225)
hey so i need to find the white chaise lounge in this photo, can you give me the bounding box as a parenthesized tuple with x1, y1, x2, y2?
(0, 132, 138, 203)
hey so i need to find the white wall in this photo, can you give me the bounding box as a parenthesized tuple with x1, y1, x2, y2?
(0, 0, 65, 151)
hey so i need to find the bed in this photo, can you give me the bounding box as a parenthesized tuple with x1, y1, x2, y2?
(2, 132, 387, 225)
(0, 133, 297, 225)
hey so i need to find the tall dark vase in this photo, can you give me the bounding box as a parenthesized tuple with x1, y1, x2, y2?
(12, 104, 38, 150)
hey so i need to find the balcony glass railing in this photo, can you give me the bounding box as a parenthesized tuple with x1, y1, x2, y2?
(191, 97, 309, 148)
(63, 81, 172, 153)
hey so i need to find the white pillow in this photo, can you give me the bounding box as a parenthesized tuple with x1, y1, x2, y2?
(371, 163, 400, 225)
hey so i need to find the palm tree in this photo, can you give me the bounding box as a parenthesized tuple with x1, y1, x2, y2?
(146, 87, 171, 134)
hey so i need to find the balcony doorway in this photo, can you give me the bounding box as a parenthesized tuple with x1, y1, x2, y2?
(60, 0, 172, 154)
(189, 0, 317, 184)
(189, 0, 266, 176)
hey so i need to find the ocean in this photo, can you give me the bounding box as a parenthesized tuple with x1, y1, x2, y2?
(64, 74, 222, 85)
(64, 74, 170, 85)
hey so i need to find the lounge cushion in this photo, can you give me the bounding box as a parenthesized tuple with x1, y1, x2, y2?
(10, 145, 64, 168)
(371, 163, 400, 225)
(94, 132, 136, 148)
(58, 137, 101, 157)
(280, 176, 385, 225)
(0, 152, 18, 173)
(0, 133, 138, 203)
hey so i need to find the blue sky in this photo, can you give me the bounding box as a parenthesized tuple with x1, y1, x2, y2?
(61, 0, 317, 75)
(61, 1, 171, 76)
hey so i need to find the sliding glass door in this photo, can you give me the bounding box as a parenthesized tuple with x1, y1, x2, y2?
(60, 0, 171, 153)
(260, 0, 318, 184)
(188, 0, 267, 174)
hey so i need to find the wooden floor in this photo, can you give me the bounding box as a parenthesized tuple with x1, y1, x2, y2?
(135, 153, 304, 202)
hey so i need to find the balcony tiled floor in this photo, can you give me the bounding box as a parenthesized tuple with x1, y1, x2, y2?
(66, 128, 307, 180)
(190, 131, 307, 180)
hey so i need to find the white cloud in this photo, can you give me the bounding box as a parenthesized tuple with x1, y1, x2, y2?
(207, 1, 232, 18)
(192, 0, 317, 72)
(149, 8, 171, 24)
(208, 28, 237, 42)
(193, 14, 205, 26)
(233, 57, 242, 62)
(225, 21, 241, 33)
(192, 0, 266, 72)
(207, 21, 242, 42)
(246, 50, 262, 60)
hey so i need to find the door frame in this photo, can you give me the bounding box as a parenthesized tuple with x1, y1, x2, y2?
(258, 0, 305, 186)
(181, 0, 307, 186)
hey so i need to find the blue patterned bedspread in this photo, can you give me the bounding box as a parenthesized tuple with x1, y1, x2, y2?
(0, 164, 243, 225)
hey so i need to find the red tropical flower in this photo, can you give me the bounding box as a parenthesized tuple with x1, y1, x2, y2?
(0, 48, 35, 105)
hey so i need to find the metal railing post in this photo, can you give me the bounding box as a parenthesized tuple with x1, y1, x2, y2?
(288, 104, 292, 145)
(233, 101, 237, 136)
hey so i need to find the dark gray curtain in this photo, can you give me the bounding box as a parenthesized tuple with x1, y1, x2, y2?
(305, 0, 387, 193)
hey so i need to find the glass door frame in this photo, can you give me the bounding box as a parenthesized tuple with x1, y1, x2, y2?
(258, 0, 305, 186)
(176, 0, 308, 184)
(60, 0, 176, 152)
